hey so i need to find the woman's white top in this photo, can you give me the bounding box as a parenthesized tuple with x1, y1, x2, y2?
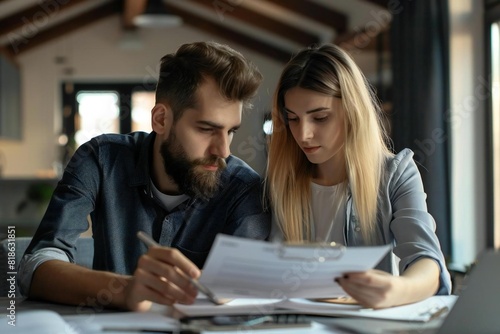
(311, 182, 346, 244)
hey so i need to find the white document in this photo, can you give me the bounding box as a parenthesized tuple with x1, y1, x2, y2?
(0, 310, 79, 334)
(280, 296, 457, 321)
(199, 234, 391, 299)
(63, 310, 180, 333)
(175, 295, 457, 322)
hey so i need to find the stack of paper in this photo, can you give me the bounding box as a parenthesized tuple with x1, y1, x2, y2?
(175, 296, 457, 322)
(174, 234, 456, 323)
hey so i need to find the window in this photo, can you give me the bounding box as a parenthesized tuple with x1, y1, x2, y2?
(485, 2, 500, 249)
(75, 92, 120, 147)
(131, 91, 155, 133)
(62, 82, 155, 150)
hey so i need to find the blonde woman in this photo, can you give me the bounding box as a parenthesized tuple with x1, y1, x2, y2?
(266, 44, 451, 309)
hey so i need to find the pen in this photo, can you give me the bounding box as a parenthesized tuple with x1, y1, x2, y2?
(136, 231, 224, 306)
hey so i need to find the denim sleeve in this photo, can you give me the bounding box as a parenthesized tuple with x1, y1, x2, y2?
(225, 179, 271, 240)
(388, 149, 452, 295)
(18, 248, 70, 296)
(18, 140, 100, 294)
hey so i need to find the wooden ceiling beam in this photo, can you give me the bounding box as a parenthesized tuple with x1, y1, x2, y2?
(335, 0, 392, 52)
(188, 0, 319, 46)
(123, 0, 147, 29)
(334, 26, 390, 52)
(265, 0, 347, 35)
(164, 3, 292, 63)
(5, 1, 121, 55)
(361, 0, 388, 8)
(0, 0, 91, 37)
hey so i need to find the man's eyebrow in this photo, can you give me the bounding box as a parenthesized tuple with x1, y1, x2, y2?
(196, 120, 240, 131)
(284, 107, 330, 114)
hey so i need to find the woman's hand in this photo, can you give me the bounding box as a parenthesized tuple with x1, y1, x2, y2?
(335, 269, 406, 308)
(336, 258, 440, 309)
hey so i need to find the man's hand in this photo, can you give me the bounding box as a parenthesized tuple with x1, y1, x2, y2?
(124, 246, 200, 311)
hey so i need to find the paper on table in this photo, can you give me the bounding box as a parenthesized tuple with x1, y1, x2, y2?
(63, 310, 180, 333)
(0, 310, 79, 334)
(175, 298, 285, 317)
(279, 295, 457, 322)
(195, 320, 336, 334)
(175, 296, 457, 323)
(199, 234, 391, 299)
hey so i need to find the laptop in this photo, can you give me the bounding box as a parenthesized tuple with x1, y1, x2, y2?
(436, 249, 500, 334)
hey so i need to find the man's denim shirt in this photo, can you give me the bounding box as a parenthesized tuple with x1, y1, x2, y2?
(18, 132, 271, 295)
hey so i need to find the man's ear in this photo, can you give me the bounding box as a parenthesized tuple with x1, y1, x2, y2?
(151, 103, 173, 135)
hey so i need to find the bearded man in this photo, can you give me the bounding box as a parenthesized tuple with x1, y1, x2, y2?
(19, 41, 270, 311)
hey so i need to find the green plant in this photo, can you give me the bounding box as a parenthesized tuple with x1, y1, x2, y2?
(16, 182, 54, 214)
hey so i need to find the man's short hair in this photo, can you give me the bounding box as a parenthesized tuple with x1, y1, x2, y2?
(155, 41, 263, 121)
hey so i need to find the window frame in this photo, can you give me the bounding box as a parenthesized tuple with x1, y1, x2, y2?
(484, 0, 500, 248)
(61, 81, 156, 141)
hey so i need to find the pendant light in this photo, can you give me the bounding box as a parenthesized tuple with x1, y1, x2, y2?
(133, 0, 183, 28)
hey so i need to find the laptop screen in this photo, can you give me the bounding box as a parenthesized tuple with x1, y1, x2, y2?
(437, 249, 500, 334)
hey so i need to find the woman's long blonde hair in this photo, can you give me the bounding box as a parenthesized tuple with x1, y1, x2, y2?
(266, 44, 392, 243)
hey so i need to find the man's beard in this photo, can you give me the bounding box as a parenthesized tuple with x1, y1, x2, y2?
(160, 130, 227, 201)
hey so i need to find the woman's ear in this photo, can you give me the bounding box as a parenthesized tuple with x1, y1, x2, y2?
(151, 103, 173, 135)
